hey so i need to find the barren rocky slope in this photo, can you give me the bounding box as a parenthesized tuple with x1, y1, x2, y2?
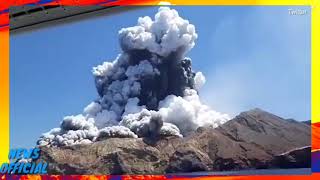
(38, 108, 311, 174)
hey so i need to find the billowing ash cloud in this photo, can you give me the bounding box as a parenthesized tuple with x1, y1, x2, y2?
(37, 7, 230, 147)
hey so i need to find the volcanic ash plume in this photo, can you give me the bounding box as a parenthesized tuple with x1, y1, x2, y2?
(37, 7, 230, 147)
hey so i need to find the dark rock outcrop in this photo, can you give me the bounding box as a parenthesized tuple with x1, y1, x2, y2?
(269, 146, 311, 169)
(38, 108, 311, 174)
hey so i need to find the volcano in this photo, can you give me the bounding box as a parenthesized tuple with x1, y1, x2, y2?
(37, 108, 311, 174)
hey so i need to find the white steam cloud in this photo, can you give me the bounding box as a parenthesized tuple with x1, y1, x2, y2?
(37, 7, 230, 147)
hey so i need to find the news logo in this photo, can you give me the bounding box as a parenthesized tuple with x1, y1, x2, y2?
(0, 148, 47, 174)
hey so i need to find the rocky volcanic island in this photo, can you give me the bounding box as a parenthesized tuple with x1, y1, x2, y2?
(38, 108, 311, 174)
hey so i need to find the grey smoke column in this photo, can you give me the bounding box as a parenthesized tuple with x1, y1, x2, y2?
(96, 48, 196, 110)
(37, 7, 230, 147)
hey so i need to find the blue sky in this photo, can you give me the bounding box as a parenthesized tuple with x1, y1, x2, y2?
(10, 6, 311, 148)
